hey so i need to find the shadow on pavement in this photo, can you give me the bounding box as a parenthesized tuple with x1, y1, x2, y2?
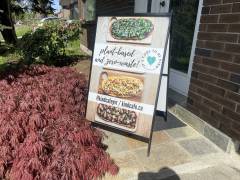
(154, 113, 186, 131)
(138, 167, 180, 180)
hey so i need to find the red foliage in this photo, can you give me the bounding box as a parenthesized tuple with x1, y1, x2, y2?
(0, 65, 118, 180)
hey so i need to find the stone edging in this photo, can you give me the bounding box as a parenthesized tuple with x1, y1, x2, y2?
(168, 104, 240, 157)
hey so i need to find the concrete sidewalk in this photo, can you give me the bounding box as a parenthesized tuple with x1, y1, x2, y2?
(137, 162, 240, 180)
(102, 113, 240, 180)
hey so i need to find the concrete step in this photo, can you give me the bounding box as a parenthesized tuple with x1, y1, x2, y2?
(168, 104, 240, 154)
(138, 154, 240, 180)
(168, 165, 240, 180)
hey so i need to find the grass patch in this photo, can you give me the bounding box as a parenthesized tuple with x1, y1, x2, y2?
(0, 50, 22, 64)
(0, 43, 22, 65)
(0, 25, 32, 41)
(0, 51, 22, 72)
(15, 25, 32, 37)
(0, 56, 7, 65)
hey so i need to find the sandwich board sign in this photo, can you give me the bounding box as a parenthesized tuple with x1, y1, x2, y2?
(86, 14, 171, 155)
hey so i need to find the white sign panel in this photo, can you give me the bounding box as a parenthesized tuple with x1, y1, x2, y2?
(86, 16, 170, 138)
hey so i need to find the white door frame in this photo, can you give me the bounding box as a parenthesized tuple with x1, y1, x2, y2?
(186, 0, 203, 95)
(134, 0, 203, 96)
(169, 0, 203, 96)
(134, 0, 170, 13)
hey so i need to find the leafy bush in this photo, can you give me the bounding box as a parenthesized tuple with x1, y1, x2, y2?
(20, 27, 65, 65)
(20, 21, 81, 65)
(0, 65, 118, 179)
(60, 20, 81, 41)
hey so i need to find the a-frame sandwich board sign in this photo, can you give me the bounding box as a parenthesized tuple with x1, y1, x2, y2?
(86, 13, 172, 156)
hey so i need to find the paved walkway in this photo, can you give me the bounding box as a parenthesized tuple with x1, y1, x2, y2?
(73, 60, 240, 180)
(102, 113, 240, 180)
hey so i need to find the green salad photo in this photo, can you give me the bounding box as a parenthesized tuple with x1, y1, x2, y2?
(111, 18, 154, 40)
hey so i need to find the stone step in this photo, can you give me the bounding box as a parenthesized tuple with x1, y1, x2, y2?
(168, 104, 237, 154)
(138, 154, 240, 180)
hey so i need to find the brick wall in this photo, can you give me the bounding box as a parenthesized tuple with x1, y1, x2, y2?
(187, 0, 240, 140)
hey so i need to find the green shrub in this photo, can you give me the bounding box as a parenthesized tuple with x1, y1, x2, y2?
(20, 21, 81, 65)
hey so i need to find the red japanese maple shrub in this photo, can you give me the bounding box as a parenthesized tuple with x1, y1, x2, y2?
(0, 65, 118, 180)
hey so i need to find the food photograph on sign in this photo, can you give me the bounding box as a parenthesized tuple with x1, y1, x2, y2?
(96, 103, 138, 132)
(107, 17, 155, 44)
(86, 16, 170, 138)
(98, 70, 144, 102)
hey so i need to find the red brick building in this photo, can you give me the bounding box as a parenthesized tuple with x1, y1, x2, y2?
(187, 0, 240, 143)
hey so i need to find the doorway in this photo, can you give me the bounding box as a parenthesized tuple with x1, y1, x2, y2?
(169, 0, 200, 96)
(134, 0, 202, 96)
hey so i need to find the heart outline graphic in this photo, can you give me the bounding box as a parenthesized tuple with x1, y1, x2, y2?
(147, 56, 156, 65)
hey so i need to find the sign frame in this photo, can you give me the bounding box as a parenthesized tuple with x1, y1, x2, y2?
(85, 13, 172, 156)
(156, 36, 170, 122)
